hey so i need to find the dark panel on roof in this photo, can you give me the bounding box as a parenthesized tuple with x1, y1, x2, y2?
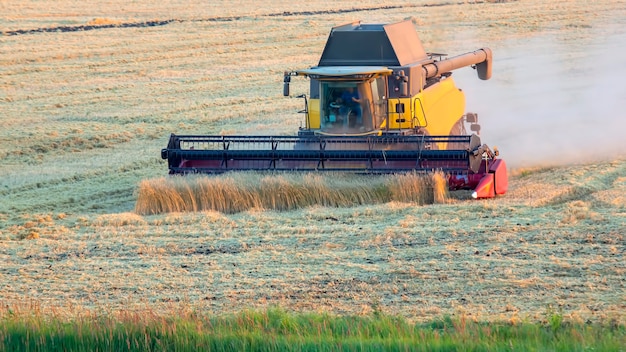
(383, 20, 428, 66)
(317, 20, 428, 67)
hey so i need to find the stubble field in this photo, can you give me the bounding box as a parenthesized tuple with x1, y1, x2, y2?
(1, 0, 625, 324)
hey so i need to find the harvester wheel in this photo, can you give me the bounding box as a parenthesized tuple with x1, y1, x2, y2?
(450, 120, 466, 135)
(447, 120, 467, 150)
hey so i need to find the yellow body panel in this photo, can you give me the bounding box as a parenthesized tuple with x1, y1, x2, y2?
(386, 77, 465, 135)
(385, 97, 414, 130)
(307, 98, 321, 129)
(417, 77, 466, 136)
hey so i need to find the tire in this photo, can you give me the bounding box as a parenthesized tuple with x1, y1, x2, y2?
(447, 119, 467, 150)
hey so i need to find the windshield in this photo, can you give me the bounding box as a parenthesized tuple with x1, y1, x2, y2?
(319, 78, 386, 134)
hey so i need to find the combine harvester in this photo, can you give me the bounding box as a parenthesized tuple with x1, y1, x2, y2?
(161, 20, 507, 199)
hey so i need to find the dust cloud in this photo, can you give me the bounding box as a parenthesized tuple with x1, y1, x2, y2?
(453, 30, 626, 169)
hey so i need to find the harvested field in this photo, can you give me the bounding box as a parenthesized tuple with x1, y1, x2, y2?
(1, 0, 625, 324)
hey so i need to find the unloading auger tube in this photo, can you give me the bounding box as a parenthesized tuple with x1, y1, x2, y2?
(423, 48, 492, 81)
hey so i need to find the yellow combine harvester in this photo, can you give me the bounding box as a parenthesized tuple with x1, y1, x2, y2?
(161, 20, 507, 198)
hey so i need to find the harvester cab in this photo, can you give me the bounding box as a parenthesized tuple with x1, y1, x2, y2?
(285, 66, 392, 135)
(161, 20, 508, 199)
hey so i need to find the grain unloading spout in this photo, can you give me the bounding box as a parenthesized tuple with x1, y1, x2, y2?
(423, 48, 492, 80)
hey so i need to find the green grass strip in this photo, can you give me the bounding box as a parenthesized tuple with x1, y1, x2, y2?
(0, 308, 624, 351)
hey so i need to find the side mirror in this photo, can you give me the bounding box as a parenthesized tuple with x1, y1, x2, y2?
(283, 82, 289, 96)
(283, 72, 291, 96)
